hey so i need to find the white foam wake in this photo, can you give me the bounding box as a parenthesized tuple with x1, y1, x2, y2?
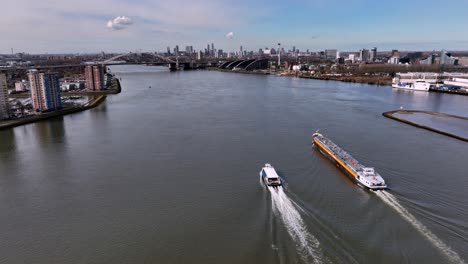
(375, 190, 465, 264)
(269, 186, 324, 264)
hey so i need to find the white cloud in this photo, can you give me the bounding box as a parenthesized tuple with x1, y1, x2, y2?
(107, 16, 133, 30)
(225, 32, 234, 39)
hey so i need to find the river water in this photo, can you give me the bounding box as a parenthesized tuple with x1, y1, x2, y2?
(0, 65, 467, 264)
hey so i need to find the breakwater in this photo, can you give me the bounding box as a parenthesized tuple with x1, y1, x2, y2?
(383, 110, 468, 142)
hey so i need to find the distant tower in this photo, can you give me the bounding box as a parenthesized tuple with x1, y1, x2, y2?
(211, 43, 214, 56)
(370, 47, 377, 62)
(167, 46, 171, 55)
(240, 46, 243, 58)
(359, 48, 369, 62)
(277, 43, 281, 68)
(28, 70, 62, 112)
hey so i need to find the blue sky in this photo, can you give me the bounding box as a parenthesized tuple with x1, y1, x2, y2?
(1, 0, 468, 54)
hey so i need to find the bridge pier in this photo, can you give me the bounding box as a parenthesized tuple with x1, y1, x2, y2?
(169, 63, 178, 71)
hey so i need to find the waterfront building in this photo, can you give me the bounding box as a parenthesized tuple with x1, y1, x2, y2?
(28, 70, 62, 112)
(166, 46, 171, 55)
(174, 45, 179, 56)
(0, 73, 10, 120)
(457, 57, 468, 66)
(440, 50, 458, 65)
(197, 50, 202, 60)
(85, 64, 105, 91)
(389, 56, 400, 64)
(325, 49, 338, 60)
(420, 54, 435, 65)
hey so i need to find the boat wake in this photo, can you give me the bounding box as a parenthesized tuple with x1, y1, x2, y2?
(268, 186, 324, 264)
(375, 190, 465, 264)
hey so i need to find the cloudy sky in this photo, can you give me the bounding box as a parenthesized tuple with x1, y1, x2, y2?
(1, 0, 468, 54)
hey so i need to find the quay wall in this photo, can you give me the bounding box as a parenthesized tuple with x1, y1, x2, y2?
(0, 95, 107, 131)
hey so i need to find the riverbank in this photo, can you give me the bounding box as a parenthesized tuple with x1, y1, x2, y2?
(0, 95, 107, 131)
(210, 68, 391, 85)
(8, 78, 122, 99)
(383, 110, 468, 142)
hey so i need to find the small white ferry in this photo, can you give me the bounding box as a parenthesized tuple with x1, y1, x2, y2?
(392, 79, 431, 91)
(259, 164, 282, 187)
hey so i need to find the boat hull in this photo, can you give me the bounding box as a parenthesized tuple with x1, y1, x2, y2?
(313, 137, 386, 190)
(391, 83, 430, 91)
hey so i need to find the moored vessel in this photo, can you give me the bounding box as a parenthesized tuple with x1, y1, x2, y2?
(312, 132, 387, 190)
(392, 80, 431, 91)
(259, 164, 282, 187)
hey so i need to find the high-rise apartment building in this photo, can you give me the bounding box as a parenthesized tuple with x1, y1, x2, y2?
(28, 70, 62, 112)
(0, 73, 10, 120)
(85, 64, 105, 91)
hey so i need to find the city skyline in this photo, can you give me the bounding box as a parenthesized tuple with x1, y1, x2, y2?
(2, 0, 468, 54)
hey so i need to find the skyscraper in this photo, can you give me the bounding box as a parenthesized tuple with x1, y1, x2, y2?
(240, 46, 243, 58)
(207, 44, 210, 56)
(0, 73, 10, 120)
(211, 43, 214, 56)
(85, 64, 105, 91)
(28, 70, 62, 112)
(370, 47, 377, 61)
(360, 49, 369, 62)
(174, 45, 179, 56)
(167, 46, 171, 55)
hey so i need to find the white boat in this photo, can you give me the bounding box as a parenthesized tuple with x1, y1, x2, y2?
(259, 164, 282, 187)
(392, 79, 431, 91)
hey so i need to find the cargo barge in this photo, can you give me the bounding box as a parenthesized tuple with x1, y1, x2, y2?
(312, 132, 387, 190)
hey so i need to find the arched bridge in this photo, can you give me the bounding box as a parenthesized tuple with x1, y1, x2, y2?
(104, 53, 178, 64)
(219, 58, 269, 71)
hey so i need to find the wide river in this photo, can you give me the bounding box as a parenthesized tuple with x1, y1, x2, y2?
(1, 65, 467, 264)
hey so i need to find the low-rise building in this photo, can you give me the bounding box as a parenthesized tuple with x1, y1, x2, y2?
(15, 81, 29, 92)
